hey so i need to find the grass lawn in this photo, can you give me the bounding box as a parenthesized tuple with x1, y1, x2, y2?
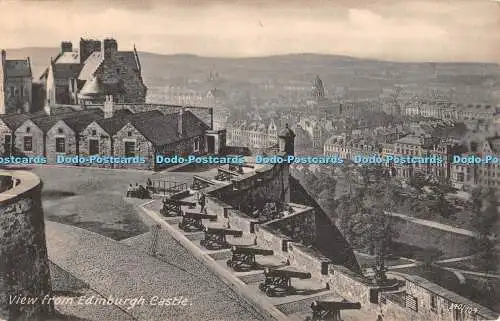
(33, 167, 154, 240)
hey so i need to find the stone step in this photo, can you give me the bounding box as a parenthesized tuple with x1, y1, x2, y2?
(184, 231, 205, 241)
(208, 249, 232, 261)
(239, 272, 266, 284)
(164, 216, 183, 224)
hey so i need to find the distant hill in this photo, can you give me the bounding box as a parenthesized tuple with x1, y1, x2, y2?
(5, 47, 500, 104)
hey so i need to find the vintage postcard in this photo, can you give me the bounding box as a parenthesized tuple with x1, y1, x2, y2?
(0, 1, 499, 320)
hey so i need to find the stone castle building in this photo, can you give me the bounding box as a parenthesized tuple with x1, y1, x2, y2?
(0, 101, 225, 170)
(0, 50, 33, 114)
(40, 38, 147, 107)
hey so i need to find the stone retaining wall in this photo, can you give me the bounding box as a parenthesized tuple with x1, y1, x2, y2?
(0, 171, 53, 320)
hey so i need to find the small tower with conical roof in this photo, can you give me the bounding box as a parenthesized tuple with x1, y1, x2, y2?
(278, 123, 296, 156)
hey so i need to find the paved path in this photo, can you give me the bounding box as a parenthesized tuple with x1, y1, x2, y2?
(385, 211, 480, 238)
(45, 221, 265, 321)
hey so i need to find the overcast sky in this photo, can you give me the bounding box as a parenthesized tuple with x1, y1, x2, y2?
(1, 0, 499, 62)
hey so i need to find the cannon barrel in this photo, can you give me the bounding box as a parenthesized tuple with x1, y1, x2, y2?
(205, 227, 243, 236)
(264, 268, 311, 279)
(311, 301, 361, 311)
(232, 246, 274, 256)
(184, 211, 217, 220)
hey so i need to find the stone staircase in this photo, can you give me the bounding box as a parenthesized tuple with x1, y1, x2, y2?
(141, 197, 370, 321)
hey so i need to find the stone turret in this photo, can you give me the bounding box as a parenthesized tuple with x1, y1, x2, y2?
(278, 123, 296, 156)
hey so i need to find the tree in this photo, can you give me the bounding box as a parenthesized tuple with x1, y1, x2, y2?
(317, 188, 337, 220)
(472, 189, 499, 274)
(430, 186, 453, 218)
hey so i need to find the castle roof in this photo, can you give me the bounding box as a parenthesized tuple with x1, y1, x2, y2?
(55, 51, 80, 64)
(130, 111, 209, 147)
(51, 62, 81, 80)
(79, 77, 104, 96)
(30, 110, 103, 133)
(0, 113, 31, 131)
(4, 59, 31, 77)
(94, 110, 162, 135)
(78, 52, 104, 81)
(60, 111, 104, 133)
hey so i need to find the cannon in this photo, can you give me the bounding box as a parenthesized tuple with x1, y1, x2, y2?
(259, 267, 311, 297)
(226, 246, 274, 272)
(307, 300, 361, 321)
(178, 211, 217, 232)
(200, 227, 243, 250)
(160, 198, 196, 217)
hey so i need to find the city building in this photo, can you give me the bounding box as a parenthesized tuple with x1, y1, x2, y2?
(227, 119, 278, 150)
(0, 50, 33, 114)
(450, 136, 500, 191)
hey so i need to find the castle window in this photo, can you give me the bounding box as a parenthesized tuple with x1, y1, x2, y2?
(193, 137, 200, 152)
(116, 68, 120, 74)
(20, 87, 24, 97)
(430, 295, 437, 312)
(23, 136, 32, 152)
(56, 138, 65, 153)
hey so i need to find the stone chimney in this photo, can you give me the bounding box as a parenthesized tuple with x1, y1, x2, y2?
(178, 107, 185, 136)
(61, 41, 72, 53)
(102, 38, 118, 60)
(104, 95, 114, 119)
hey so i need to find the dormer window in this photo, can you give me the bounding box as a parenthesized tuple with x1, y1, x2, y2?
(26, 127, 30, 133)
(92, 130, 97, 136)
(127, 131, 132, 137)
(58, 128, 63, 134)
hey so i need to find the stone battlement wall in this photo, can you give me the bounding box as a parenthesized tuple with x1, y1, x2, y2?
(0, 171, 53, 320)
(196, 160, 498, 321)
(380, 273, 499, 321)
(391, 215, 475, 258)
(205, 162, 288, 210)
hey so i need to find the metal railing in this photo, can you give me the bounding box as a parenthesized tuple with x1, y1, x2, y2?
(148, 179, 188, 196)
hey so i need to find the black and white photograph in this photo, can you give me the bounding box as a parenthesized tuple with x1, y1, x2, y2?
(0, 0, 500, 320)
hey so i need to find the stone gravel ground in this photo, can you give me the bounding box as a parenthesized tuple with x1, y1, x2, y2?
(46, 221, 265, 321)
(34, 167, 153, 240)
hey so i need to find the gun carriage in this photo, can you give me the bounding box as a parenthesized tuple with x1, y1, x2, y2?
(200, 227, 243, 250)
(178, 211, 217, 232)
(160, 198, 196, 217)
(226, 246, 274, 271)
(259, 267, 311, 297)
(307, 300, 361, 321)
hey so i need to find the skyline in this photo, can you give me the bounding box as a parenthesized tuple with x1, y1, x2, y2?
(1, 0, 500, 63)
